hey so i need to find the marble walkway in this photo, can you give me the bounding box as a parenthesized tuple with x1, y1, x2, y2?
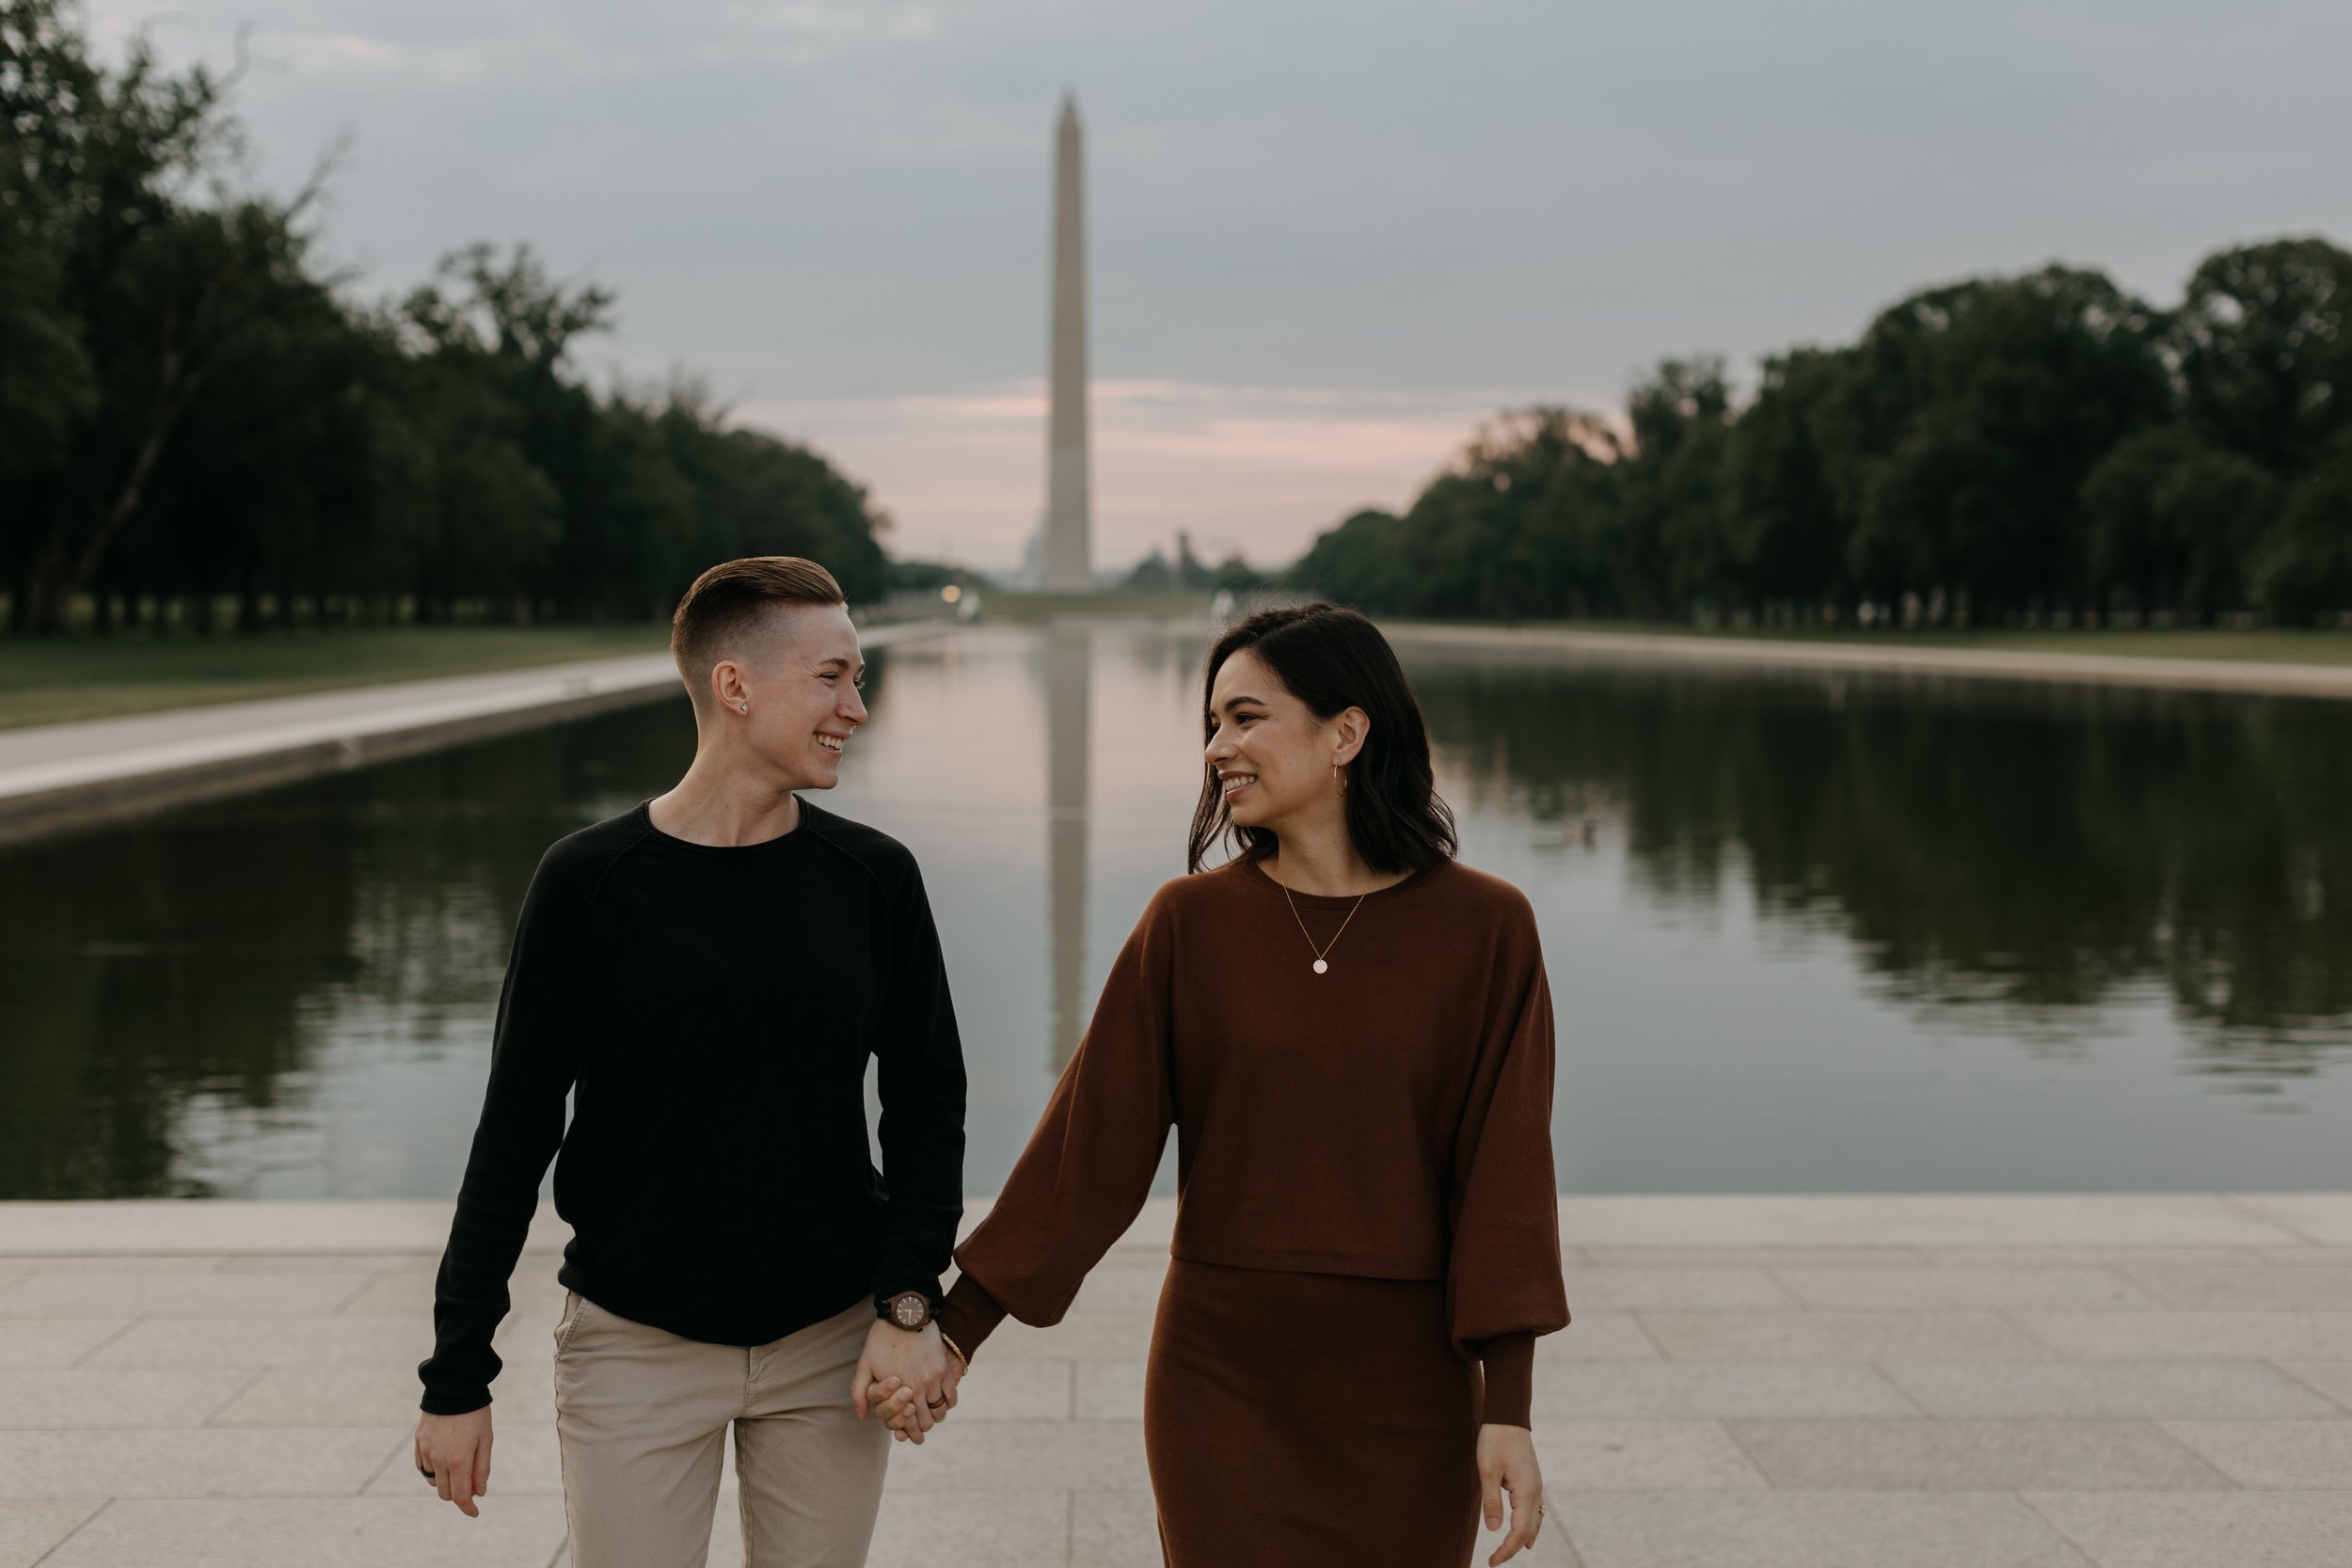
(2, 1196, 2349, 1567)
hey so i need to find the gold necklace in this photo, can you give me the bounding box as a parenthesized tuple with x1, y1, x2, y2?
(1282, 883, 1369, 975)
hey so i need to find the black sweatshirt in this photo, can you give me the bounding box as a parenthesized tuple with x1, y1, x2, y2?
(418, 800, 967, 1416)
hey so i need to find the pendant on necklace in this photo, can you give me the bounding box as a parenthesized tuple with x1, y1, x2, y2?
(1312, 958, 1329, 974)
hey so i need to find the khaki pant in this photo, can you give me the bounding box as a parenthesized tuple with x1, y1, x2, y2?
(552, 1292, 889, 1568)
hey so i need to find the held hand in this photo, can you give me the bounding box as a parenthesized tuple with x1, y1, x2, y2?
(878, 1323, 968, 1438)
(1477, 1423, 1544, 1564)
(850, 1320, 959, 1445)
(414, 1407, 494, 1517)
(876, 1377, 928, 1437)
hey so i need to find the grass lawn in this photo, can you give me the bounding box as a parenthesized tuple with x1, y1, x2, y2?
(0, 625, 672, 732)
(1404, 620, 2352, 668)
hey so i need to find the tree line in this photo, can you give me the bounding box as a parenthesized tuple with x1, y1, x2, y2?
(1, 1, 888, 637)
(1293, 244, 2352, 627)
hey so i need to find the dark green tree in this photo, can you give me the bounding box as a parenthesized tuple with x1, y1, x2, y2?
(2179, 238, 2352, 474)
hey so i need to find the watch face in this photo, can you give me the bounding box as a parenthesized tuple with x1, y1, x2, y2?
(891, 1293, 929, 1329)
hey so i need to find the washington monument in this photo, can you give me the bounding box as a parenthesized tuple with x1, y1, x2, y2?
(1042, 94, 1092, 591)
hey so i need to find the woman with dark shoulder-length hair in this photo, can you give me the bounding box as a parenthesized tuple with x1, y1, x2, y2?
(889, 602, 1568, 1563)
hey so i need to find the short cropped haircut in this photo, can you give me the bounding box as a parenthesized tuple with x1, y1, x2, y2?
(670, 556, 847, 703)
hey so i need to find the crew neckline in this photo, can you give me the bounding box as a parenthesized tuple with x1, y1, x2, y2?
(634, 797, 818, 854)
(1239, 855, 1445, 910)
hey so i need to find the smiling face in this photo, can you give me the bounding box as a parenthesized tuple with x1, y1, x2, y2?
(716, 602, 867, 791)
(1203, 648, 1365, 836)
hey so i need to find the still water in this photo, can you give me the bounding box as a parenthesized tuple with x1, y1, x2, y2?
(5, 623, 2350, 1199)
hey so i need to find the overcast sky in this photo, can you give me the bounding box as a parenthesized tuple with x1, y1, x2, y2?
(92, 0, 2352, 571)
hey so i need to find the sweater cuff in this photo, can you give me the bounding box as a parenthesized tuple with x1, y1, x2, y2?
(935, 1275, 1009, 1365)
(1474, 1333, 1535, 1430)
(419, 1388, 492, 1418)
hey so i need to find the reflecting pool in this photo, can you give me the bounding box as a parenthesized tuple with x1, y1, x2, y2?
(4, 623, 2348, 1198)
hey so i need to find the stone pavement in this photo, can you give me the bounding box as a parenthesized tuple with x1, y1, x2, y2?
(1382, 622, 2352, 702)
(2, 1196, 2349, 1567)
(0, 621, 948, 843)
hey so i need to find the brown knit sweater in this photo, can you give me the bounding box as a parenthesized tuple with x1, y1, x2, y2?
(937, 856, 1569, 1428)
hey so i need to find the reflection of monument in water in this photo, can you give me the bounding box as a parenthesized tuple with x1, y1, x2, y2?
(1044, 625, 1089, 1069)
(1040, 94, 1096, 1069)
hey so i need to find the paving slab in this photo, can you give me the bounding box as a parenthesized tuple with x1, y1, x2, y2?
(1070, 1259, 1171, 1313)
(967, 1312, 1155, 1362)
(8, 1255, 237, 1273)
(2123, 1265, 2352, 1310)
(1724, 1419, 2227, 1491)
(1581, 1246, 1931, 1269)
(217, 1253, 443, 1275)
(1073, 1359, 1143, 1420)
(2013, 1310, 2352, 1361)
(1560, 1490, 2088, 1567)
(2156, 1419, 2352, 1489)
(1883, 1361, 2343, 1419)
(0, 1322, 127, 1370)
(208, 1368, 549, 1428)
(0, 1271, 374, 1320)
(1530, 1312, 1665, 1360)
(867, 1418, 1152, 1495)
(1533, 1421, 1767, 1491)
(2258, 1246, 2352, 1267)
(2231, 1196, 2352, 1245)
(1918, 1247, 2288, 1270)
(0, 1370, 254, 1430)
(930, 1357, 1074, 1421)
(1555, 1196, 2299, 1249)
(82, 1317, 436, 1371)
(2280, 1363, 2352, 1412)
(2021, 1490, 2352, 1567)
(871, 1491, 1071, 1567)
(1068, 1492, 1169, 1568)
(1638, 1310, 2053, 1362)
(1558, 1268, 1795, 1310)
(0, 1428, 404, 1500)
(0, 1203, 567, 1258)
(1532, 1365, 1917, 1420)
(1773, 1267, 2159, 1311)
(34, 1496, 570, 1568)
(0, 1500, 102, 1568)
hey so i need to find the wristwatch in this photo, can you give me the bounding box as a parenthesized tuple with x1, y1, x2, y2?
(878, 1290, 935, 1331)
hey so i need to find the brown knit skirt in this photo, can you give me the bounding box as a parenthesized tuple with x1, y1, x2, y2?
(1144, 1258, 1484, 1566)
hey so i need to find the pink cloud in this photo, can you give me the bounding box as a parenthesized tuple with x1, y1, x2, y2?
(734, 380, 1581, 572)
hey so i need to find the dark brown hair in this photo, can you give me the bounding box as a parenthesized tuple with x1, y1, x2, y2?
(670, 556, 846, 704)
(1185, 601, 1457, 875)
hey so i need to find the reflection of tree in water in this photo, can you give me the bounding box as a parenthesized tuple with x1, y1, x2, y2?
(0, 647, 908, 1199)
(0, 693, 713, 1198)
(1407, 652, 2352, 1076)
